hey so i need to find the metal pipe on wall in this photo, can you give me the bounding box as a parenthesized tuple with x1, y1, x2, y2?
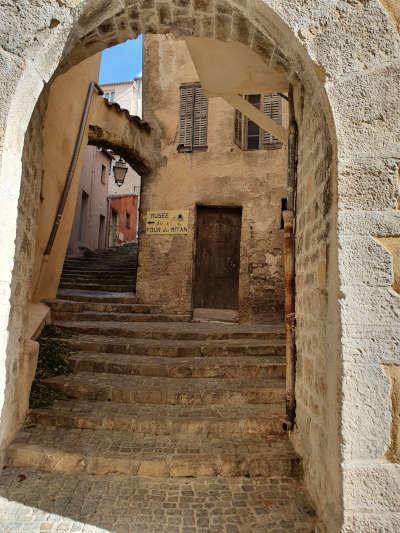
(283, 83, 298, 429)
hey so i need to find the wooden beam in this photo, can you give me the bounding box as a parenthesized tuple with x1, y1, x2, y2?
(223, 94, 288, 144)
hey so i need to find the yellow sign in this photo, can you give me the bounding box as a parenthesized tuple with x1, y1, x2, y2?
(145, 210, 189, 235)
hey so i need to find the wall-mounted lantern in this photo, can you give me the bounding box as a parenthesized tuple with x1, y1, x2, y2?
(113, 157, 128, 187)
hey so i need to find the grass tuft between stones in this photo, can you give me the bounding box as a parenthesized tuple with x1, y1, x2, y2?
(29, 325, 73, 409)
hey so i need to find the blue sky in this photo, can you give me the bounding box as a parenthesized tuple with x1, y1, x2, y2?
(99, 36, 143, 84)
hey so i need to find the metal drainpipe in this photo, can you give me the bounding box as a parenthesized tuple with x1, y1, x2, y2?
(283, 83, 298, 430)
(44, 81, 103, 257)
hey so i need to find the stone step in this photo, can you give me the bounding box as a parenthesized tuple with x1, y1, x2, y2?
(51, 311, 192, 323)
(56, 290, 137, 303)
(52, 321, 285, 342)
(7, 427, 299, 477)
(54, 335, 285, 357)
(59, 283, 136, 292)
(67, 353, 286, 379)
(64, 255, 137, 261)
(42, 372, 286, 406)
(46, 299, 162, 314)
(28, 400, 286, 437)
(62, 264, 137, 271)
(61, 272, 136, 279)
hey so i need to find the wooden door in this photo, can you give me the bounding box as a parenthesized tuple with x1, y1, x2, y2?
(194, 206, 242, 309)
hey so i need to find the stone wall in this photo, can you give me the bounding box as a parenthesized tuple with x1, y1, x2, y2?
(290, 81, 342, 531)
(136, 34, 287, 321)
(0, 1, 400, 530)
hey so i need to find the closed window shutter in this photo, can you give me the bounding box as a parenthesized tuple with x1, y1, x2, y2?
(178, 84, 208, 152)
(178, 85, 195, 151)
(235, 108, 243, 148)
(261, 93, 282, 149)
(193, 85, 208, 149)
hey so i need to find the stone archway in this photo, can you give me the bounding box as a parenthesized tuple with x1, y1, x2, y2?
(1, 1, 400, 530)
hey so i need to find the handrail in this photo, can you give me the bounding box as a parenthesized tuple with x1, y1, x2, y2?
(44, 81, 103, 256)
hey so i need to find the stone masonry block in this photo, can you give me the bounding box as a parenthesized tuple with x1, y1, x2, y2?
(339, 236, 393, 288)
(340, 285, 400, 327)
(327, 66, 400, 159)
(343, 511, 400, 533)
(338, 158, 400, 210)
(342, 325, 400, 365)
(343, 462, 400, 513)
(338, 210, 400, 237)
(306, 2, 400, 78)
(342, 362, 391, 461)
(0, 0, 70, 57)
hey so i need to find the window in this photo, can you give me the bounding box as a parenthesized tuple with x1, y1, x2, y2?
(78, 190, 89, 242)
(235, 93, 283, 151)
(100, 164, 107, 185)
(125, 211, 131, 229)
(178, 83, 208, 152)
(104, 91, 115, 103)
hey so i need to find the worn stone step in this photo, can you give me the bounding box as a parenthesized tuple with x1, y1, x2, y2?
(68, 353, 286, 379)
(52, 321, 285, 342)
(61, 272, 135, 280)
(54, 335, 285, 357)
(42, 372, 286, 406)
(51, 311, 191, 323)
(62, 268, 136, 280)
(62, 261, 136, 268)
(59, 283, 136, 292)
(57, 290, 137, 303)
(63, 258, 137, 265)
(46, 298, 162, 314)
(28, 400, 285, 437)
(62, 265, 136, 271)
(7, 427, 299, 477)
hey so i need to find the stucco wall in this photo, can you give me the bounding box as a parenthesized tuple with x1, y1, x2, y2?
(110, 194, 139, 244)
(137, 34, 288, 322)
(31, 54, 101, 300)
(67, 146, 111, 256)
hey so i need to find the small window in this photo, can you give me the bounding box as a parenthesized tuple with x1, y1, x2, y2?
(100, 164, 107, 185)
(235, 93, 283, 151)
(177, 83, 208, 153)
(125, 211, 131, 229)
(104, 91, 115, 103)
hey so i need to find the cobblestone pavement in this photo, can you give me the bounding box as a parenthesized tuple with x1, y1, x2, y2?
(0, 468, 318, 532)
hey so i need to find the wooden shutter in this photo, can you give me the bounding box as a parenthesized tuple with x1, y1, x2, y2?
(193, 85, 208, 150)
(178, 84, 195, 152)
(234, 109, 243, 148)
(261, 93, 282, 149)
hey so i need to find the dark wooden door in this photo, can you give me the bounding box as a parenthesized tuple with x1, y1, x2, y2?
(194, 206, 242, 309)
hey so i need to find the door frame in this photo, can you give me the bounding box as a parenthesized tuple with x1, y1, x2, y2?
(191, 203, 243, 313)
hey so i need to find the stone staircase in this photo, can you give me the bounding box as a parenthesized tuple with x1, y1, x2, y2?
(8, 308, 298, 478)
(1, 247, 319, 530)
(58, 243, 138, 293)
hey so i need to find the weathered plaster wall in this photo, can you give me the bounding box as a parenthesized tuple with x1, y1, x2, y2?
(110, 194, 139, 244)
(67, 146, 111, 256)
(137, 34, 288, 322)
(0, 1, 399, 530)
(32, 54, 101, 301)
